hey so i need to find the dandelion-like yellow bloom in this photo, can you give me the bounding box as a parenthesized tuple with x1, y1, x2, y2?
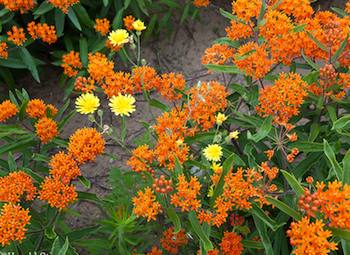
(216, 112, 227, 125)
(109, 93, 136, 117)
(229, 130, 240, 140)
(212, 162, 222, 173)
(132, 20, 146, 31)
(75, 93, 100, 115)
(108, 29, 129, 46)
(203, 144, 223, 162)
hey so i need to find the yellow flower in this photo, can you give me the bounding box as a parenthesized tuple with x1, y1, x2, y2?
(108, 29, 129, 46)
(176, 139, 184, 146)
(229, 130, 240, 140)
(109, 93, 136, 117)
(212, 162, 222, 173)
(216, 112, 227, 126)
(132, 19, 146, 31)
(203, 144, 222, 162)
(207, 184, 214, 197)
(75, 93, 100, 115)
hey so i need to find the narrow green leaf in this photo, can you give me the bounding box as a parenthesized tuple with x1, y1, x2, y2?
(67, 8, 81, 31)
(251, 203, 282, 231)
(332, 35, 349, 63)
(188, 211, 213, 252)
(174, 156, 183, 176)
(281, 170, 304, 197)
(79, 38, 88, 67)
(332, 115, 350, 131)
(167, 208, 181, 233)
(266, 197, 302, 220)
(55, 9, 65, 37)
(306, 31, 328, 51)
(329, 227, 350, 241)
(301, 50, 320, 70)
(19, 47, 40, 82)
(343, 149, 350, 184)
(34, 1, 54, 16)
(149, 99, 169, 111)
(331, 7, 348, 17)
(78, 176, 91, 189)
(323, 139, 343, 180)
(204, 64, 242, 74)
(247, 116, 272, 143)
(253, 215, 274, 255)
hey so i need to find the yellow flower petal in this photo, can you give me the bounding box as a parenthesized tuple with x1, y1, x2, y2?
(75, 93, 100, 115)
(108, 29, 129, 46)
(203, 144, 223, 162)
(132, 20, 146, 31)
(109, 93, 136, 117)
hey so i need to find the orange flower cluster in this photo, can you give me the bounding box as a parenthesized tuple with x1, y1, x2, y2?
(256, 73, 308, 125)
(132, 187, 162, 221)
(94, 18, 110, 36)
(193, 0, 210, 7)
(287, 217, 337, 255)
(286, 147, 299, 163)
(171, 174, 201, 212)
(147, 246, 163, 255)
(67, 128, 105, 164)
(269, 0, 313, 21)
(188, 81, 228, 130)
(159, 73, 186, 101)
(160, 227, 188, 254)
(127, 144, 154, 175)
(102, 71, 133, 97)
(202, 44, 235, 66)
(298, 188, 320, 218)
(220, 232, 243, 255)
(0, 204, 31, 246)
(39, 177, 77, 210)
(234, 42, 274, 79)
(226, 20, 253, 41)
(123, 15, 135, 31)
(260, 162, 279, 181)
(0, 171, 36, 203)
(153, 175, 173, 194)
(61, 51, 82, 77)
(7, 26, 26, 46)
(26, 99, 46, 119)
(35, 117, 58, 144)
(27, 22, 57, 44)
(131, 66, 161, 92)
(0, 100, 18, 122)
(0, 42, 8, 59)
(88, 52, 114, 83)
(0, 0, 35, 13)
(49, 151, 81, 184)
(74, 76, 95, 93)
(48, 0, 79, 13)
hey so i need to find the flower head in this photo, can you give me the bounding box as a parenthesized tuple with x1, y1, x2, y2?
(203, 144, 222, 162)
(0, 100, 18, 122)
(216, 113, 227, 126)
(132, 187, 161, 221)
(94, 18, 110, 36)
(109, 94, 136, 117)
(124, 15, 136, 31)
(160, 227, 188, 254)
(0, 0, 36, 13)
(0, 42, 8, 59)
(7, 26, 26, 46)
(49, 152, 81, 184)
(229, 130, 240, 140)
(220, 232, 243, 255)
(75, 93, 100, 115)
(35, 117, 58, 144)
(108, 29, 129, 46)
(61, 51, 82, 77)
(0, 204, 31, 246)
(133, 19, 146, 31)
(26, 99, 46, 119)
(48, 0, 79, 13)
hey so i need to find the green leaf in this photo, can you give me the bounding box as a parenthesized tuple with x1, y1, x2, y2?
(149, 99, 169, 111)
(281, 170, 304, 197)
(219, 8, 239, 21)
(121, 116, 127, 144)
(329, 227, 350, 241)
(213, 37, 240, 48)
(67, 8, 81, 31)
(308, 123, 320, 142)
(257, 0, 266, 24)
(79, 38, 88, 67)
(323, 139, 343, 180)
(332, 35, 349, 63)
(7, 152, 17, 171)
(167, 208, 181, 233)
(174, 156, 183, 176)
(34, 1, 54, 16)
(251, 203, 283, 231)
(266, 197, 302, 220)
(204, 64, 242, 74)
(301, 50, 320, 70)
(55, 9, 65, 37)
(19, 47, 40, 83)
(46, 225, 57, 240)
(247, 116, 272, 143)
(253, 214, 274, 255)
(293, 24, 306, 32)
(332, 115, 350, 131)
(78, 176, 91, 189)
(0, 136, 36, 155)
(293, 141, 323, 152)
(73, 4, 94, 28)
(188, 211, 213, 251)
(77, 191, 101, 203)
(242, 240, 264, 249)
(343, 149, 350, 184)
(306, 31, 328, 51)
(51, 237, 70, 255)
(331, 7, 348, 17)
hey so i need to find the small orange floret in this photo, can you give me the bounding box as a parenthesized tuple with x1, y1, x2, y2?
(0, 203, 31, 246)
(67, 128, 105, 164)
(220, 231, 243, 255)
(202, 44, 235, 66)
(193, 0, 210, 7)
(27, 22, 57, 44)
(26, 99, 47, 119)
(0, 171, 36, 203)
(147, 246, 163, 255)
(131, 66, 161, 92)
(35, 117, 58, 144)
(132, 187, 161, 221)
(75, 76, 96, 93)
(123, 15, 136, 31)
(127, 145, 154, 174)
(232, 0, 261, 22)
(39, 177, 77, 210)
(159, 73, 186, 101)
(102, 71, 133, 97)
(0, 0, 36, 13)
(0, 42, 8, 59)
(47, 0, 79, 13)
(49, 152, 81, 184)
(7, 26, 26, 46)
(94, 18, 110, 36)
(160, 227, 188, 255)
(61, 51, 82, 77)
(0, 100, 18, 122)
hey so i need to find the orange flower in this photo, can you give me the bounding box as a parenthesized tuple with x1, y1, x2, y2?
(94, 18, 110, 36)
(88, 53, 114, 83)
(202, 44, 235, 66)
(264, 149, 274, 160)
(132, 187, 161, 221)
(123, 15, 136, 31)
(306, 176, 314, 184)
(234, 42, 274, 79)
(46, 104, 58, 117)
(316, 181, 350, 230)
(232, 0, 261, 22)
(35, 117, 58, 144)
(147, 246, 163, 255)
(127, 145, 154, 174)
(7, 26, 26, 46)
(287, 148, 299, 163)
(61, 51, 82, 77)
(260, 162, 279, 181)
(48, 0, 79, 13)
(193, 0, 210, 7)
(39, 177, 77, 210)
(347, 1, 350, 14)
(0, 100, 18, 122)
(256, 73, 308, 125)
(220, 232, 243, 255)
(270, 0, 313, 21)
(170, 174, 201, 212)
(153, 108, 190, 138)
(260, 10, 293, 41)
(160, 227, 188, 255)
(0, 42, 8, 59)
(188, 81, 228, 130)
(131, 66, 161, 92)
(226, 20, 253, 41)
(27, 22, 57, 44)
(102, 71, 133, 97)
(49, 152, 81, 184)
(67, 128, 105, 164)
(0, 0, 35, 12)
(75, 76, 96, 93)
(158, 73, 185, 101)
(154, 133, 189, 170)
(26, 99, 46, 119)
(0, 203, 31, 246)
(0, 171, 36, 203)
(287, 217, 337, 255)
